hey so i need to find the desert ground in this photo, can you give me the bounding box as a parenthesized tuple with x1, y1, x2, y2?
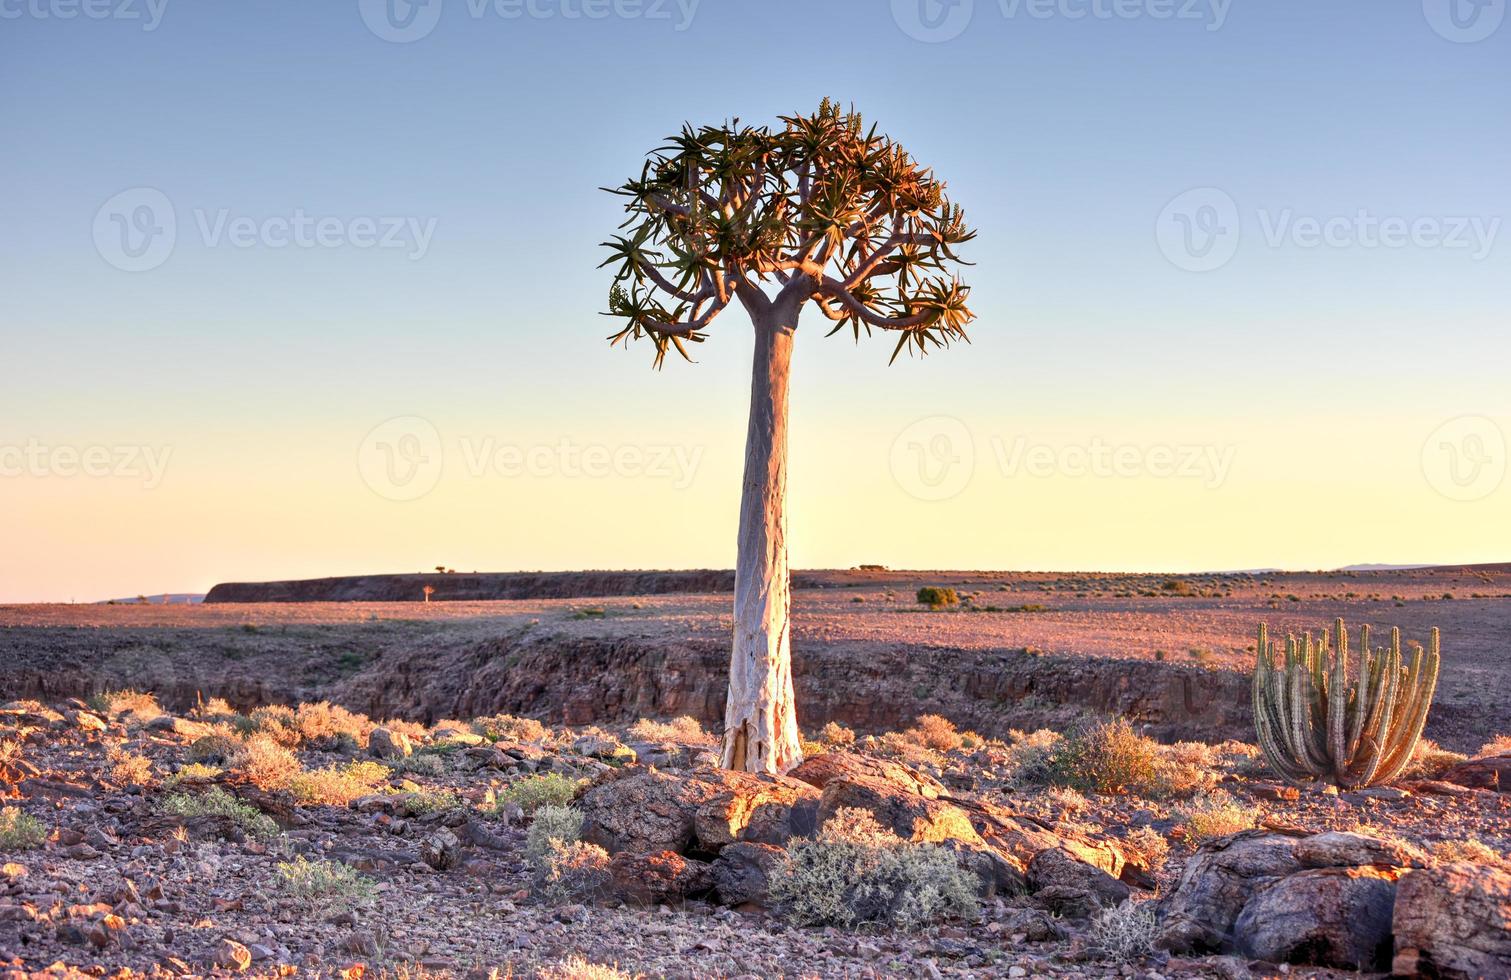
(2, 566, 1508, 751)
(1, 567, 1508, 979)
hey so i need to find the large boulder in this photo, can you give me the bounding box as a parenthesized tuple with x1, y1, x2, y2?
(1392, 862, 1511, 979)
(790, 752, 946, 799)
(950, 796, 1145, 886)
(1027, 846, 1131, 918)
(815, 774, 982, 846)
(1157, 830, 1303, 954)
(367, 727, 413, 760)
(1233, 866, 1398, 970)
(1439, 754, 1511, 793)
(1294, 830, 1427, 870)
(578, 766, 818, 855)
(606, 850, 714, 906)
(710, 841, 784, 907)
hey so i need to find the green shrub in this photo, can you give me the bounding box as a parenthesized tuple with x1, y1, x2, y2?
(498, 773, 581, 815)
(769, 808, 978, 930)
(534, 839, 612, 905)
(188, 732, 244, 764)
(404, 788, 461, 816)
(1001, 729, 1064, 787)
(525, 804, 585, 866)
(1050, 719, 1160, 794)
(388, 753, 446, 776)
(164, 763, 223, 788)
(158, 787, 278, 838)
(0, 807, 47, 850)
(915, 587, 960, 610)
(472, 713, 551, 744)
(274, 856, 375, 909)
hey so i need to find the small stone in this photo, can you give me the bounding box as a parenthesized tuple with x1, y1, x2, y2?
(368, 727, 413, 759)
(214, 938, 253, 972)
(420, 828, 461, 871)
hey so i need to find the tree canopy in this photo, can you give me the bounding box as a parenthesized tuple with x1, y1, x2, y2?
(601, 100, 976, 367)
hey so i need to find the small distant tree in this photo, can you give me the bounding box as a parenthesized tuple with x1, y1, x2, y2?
(602, 101, 975, 773)
(422, 585, 436, 603)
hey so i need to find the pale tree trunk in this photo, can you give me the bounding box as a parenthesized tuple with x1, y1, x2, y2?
(722, 306, 804, 774)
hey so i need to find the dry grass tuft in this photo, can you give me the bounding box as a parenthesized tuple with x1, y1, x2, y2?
(107, 746, 153, 787)
(1089, 900, 1159, 962)
(907, 714, 964, 753)
(233, 735, 301, 790)
(286, 760, 390, 806)
(1177, 791, 1255, 847)
(1478, 733, 1511, 757)
(627, 716, 716, 746)
(536, 956, 637, 980)
(473, 713, 552, 744)
(818, 721, 857, 749)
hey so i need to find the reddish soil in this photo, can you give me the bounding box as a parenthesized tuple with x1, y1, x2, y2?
(2, 566, 1507, 753)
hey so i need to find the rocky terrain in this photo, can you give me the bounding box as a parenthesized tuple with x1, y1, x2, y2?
(3, 566, 1509, 978)
(0, 694, 1507, 979)
(4, 566, 1509, 752)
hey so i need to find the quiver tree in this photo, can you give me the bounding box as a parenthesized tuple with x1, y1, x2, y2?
(601, 100, 975, 773)
(1252, 619, 1441, 788)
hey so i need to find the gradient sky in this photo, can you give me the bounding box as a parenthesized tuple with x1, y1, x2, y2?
(2, 0, 1508, 602)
